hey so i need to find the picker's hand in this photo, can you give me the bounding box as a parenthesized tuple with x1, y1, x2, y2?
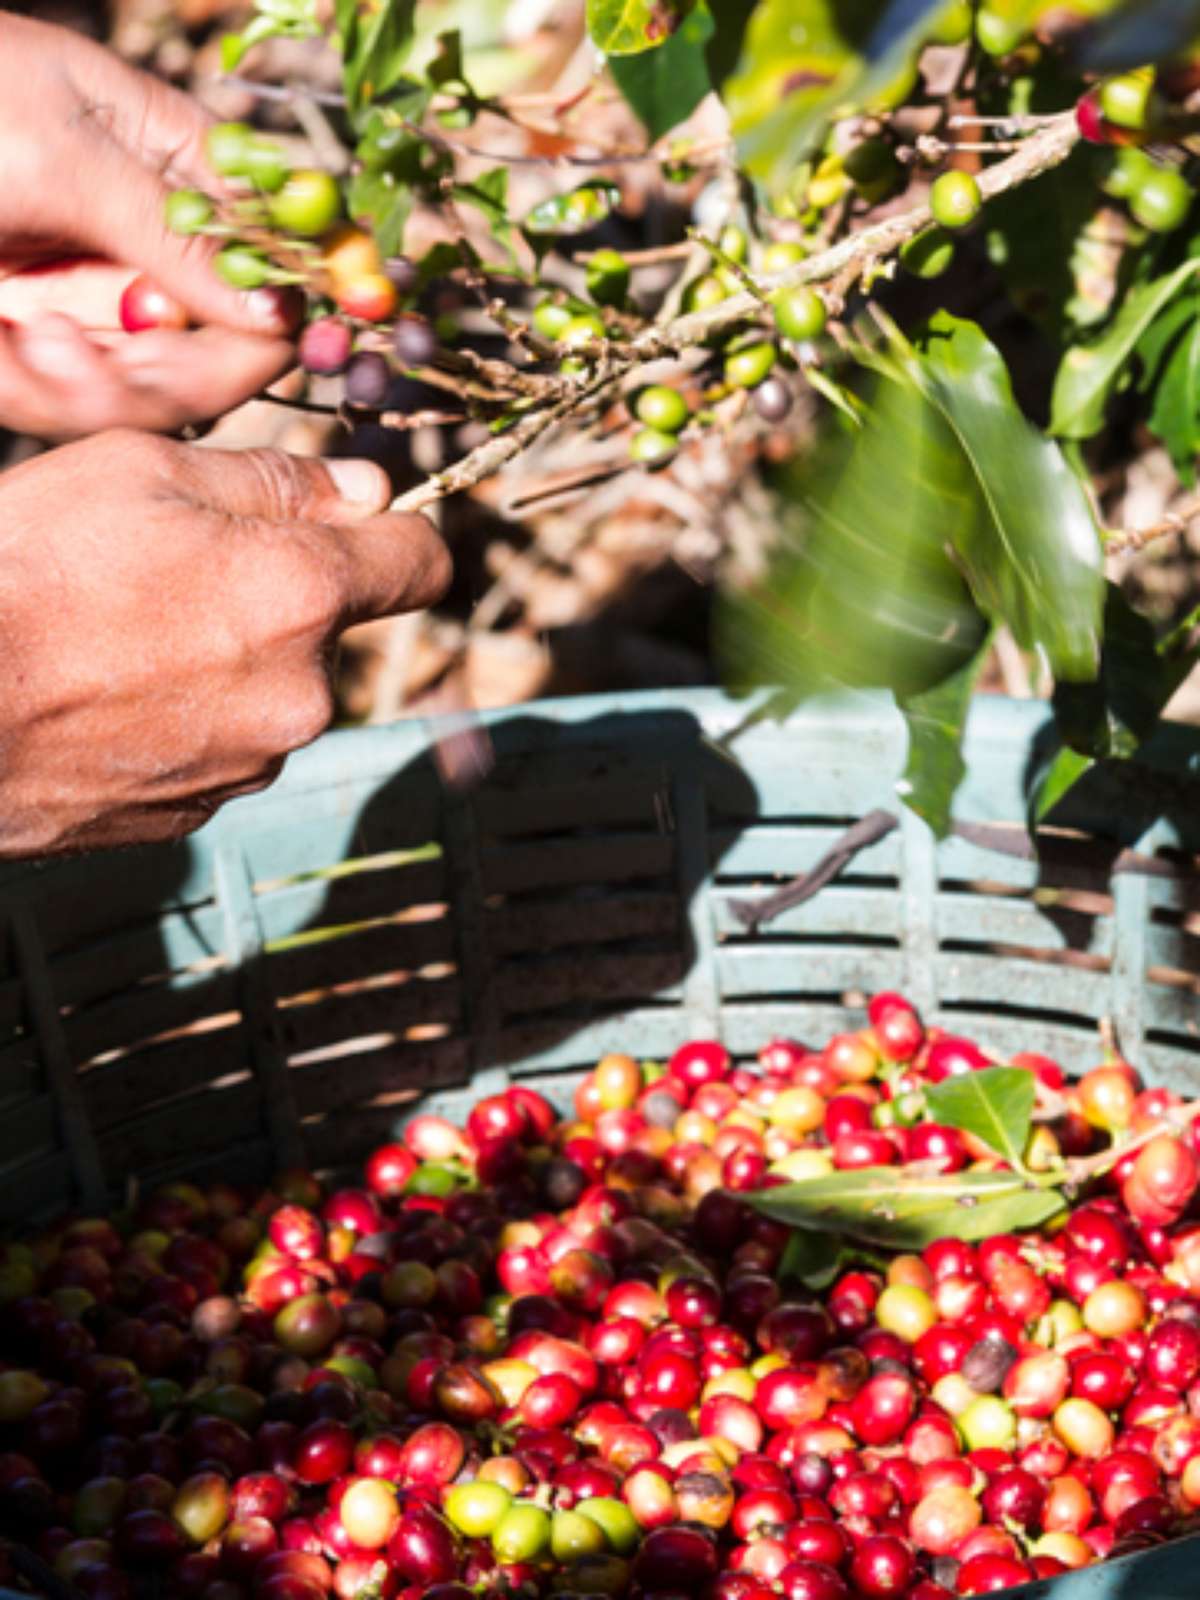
(0, 14, 297, 438)
(0, 432, 450, 856)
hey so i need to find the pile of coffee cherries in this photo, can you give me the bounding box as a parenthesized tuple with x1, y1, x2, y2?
(4, 992, 1200, 1600)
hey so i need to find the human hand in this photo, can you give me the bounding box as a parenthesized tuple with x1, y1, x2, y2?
(0, 14, 299, 437)
(0, 432, 450, 856)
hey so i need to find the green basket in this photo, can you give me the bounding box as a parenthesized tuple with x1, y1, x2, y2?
(4, 687, 1200, 1600)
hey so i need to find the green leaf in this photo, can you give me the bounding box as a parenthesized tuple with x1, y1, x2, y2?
(609, 1, 714, 139)
(1051, 260, 1200, 440)
(337, 0, 418, 111)
(426, 30, 466, 88)
(915, 315, 1104, 682)
(718, 371, 990, 709)
(586, 0, 696, 56)
(746, 1167, 1066, 1250)
(1030, 744, 1095, 823)
(523, 181, 621, 237)
(723, 0, 944, 189)
(1148, 303, 1200, 486)
(452, 168, 517, 262)
(776, 1229, 845, 1289)
(346, 169, 412, 257)
(924, 1066, 1037, 1169)
(896, 630, 993, 839)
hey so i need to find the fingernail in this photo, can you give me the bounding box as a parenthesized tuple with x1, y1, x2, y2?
(326, 458, 389, 507)
(243, 286, 302, 332)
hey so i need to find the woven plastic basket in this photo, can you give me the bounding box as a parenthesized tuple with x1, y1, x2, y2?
(5, 687, 1200, 1599)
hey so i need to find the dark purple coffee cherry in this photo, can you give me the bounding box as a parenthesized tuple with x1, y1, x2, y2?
(344, 350, 392, 408)
(752, 376, 793, 421)
(384, 256, 420, 294)
(393, 315, 438, 367)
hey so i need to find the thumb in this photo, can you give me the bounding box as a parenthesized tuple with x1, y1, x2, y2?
(73, 140, 296, 337)
(193, 447, 395, 526)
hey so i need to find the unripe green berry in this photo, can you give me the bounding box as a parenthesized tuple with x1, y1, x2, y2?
(550, 1509, 607, 1563)
(843, 138, 895, 188)
(900, 227, 955, 279)
(1099, 69, 1158, 132)
(445, 1481, 512, 1537)
(560, 356, 589, 378)
(761, 240, 807, 274)
(630, 427, 679, 464)
(718, 224, 749, 263)
(1130, 166, 1192, 233)
(958, 1395, 1017, 1453)
(575, 1498, 639, 1555)
(682, 273, 729, 312)
(975, 9, 1025, 55)
(268, 169, 341, 237)
(560, 312, 606, 348)
(532, 300, 573, 339)
(1101, 147, 1154, 200)
(206, 122, 256, 178)
(927, 0, 972, 45)
(724, 341, 777, 390)
(930, 170, 983, 230)
(635, 385, 689, 433)
(492, 1503, 551, 1564)
(772, 285, 827, 342)
(585, 248, 631, 307)
(164, 189, 214, 236)
(214, 244, 272, 289)
(244, 141, 290, 194)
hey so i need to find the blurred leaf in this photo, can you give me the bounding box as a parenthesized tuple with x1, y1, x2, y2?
(916, 314, 1104, 681)
(1148, 300, 1200, 485)
(776, 1229, 844, 1288)
(1051, 260, 1200, 439)
(587, 0, 696, 55)
(719, 372, 990, 706)
(1030, 744, 1095, 822)
(896, 631, 993, 839)
(1078, 0, 1200, 71)
(723, 0, 944, 189)
(609, 2, 714, 139)
(746, 1167, 1066, 1249)
(427, 29, 466, 87)
(346, 169, 412, 257)
(336, 0, 418, 110)
(925, 1066, 1036, 1168)
(524, 181, 621, 237)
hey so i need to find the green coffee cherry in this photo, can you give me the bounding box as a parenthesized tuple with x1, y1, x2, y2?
(718, 224, 749, 263)
(958, 1395, 1017, 1452)
(164, 189, 214, 236)
(1099, 69, 1158, 132)
(560, 312, 606, 348)
(724, 341, 777, 390)
(930, 170, 983, 230)
(585, 248, 631, 307)
(1102, 147, 1155, 201)
(445, 1481, 512, 1537)
(682, 273, 729, 313)
(843, 139, 895, 188)
(244, 141, 290, 194)
(772, 285, 827, 342)
(927, 0, 972, 45)
(268, 170, 341, 237)
(560, 356, 589, 378)
(975, 9, 1025, 55)
(214, 244, 273, 289)
(900, 227, 955, 279)
(575, 1499, 639, 1555)
(206, 122, 256, 178)
(635, 386, 689, 433)
(630, 427, 679, 464)
(492, 1503, 551, 1563)
(550, 1510, 607, 1563)
(532, 300, 573, 339)
(1131, 166, 1192, 233)
(760, 240, 807, 274)
(808, 156, 850, 210)
(404, 1163, 459, 1197)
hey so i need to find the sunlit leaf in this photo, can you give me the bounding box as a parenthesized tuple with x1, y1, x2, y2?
(1051, 260, 1200, 440)
(336, 0, 418, 111)
(747, 1167, 1066, 1249)
(1148, 304, 1200, 486)
(609, 2, 714, 139)
(925, 1066, 1036, 1168)
(586, 0, 696, 56)
(524, 181, 621, 237)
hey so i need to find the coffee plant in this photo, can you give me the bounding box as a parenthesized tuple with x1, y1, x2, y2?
(144, 0, 1200, 833)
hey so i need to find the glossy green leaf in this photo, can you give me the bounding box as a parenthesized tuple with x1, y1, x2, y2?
(916, 315, 1104, 682)
(1030, 744, 1095, 823)
(747, 1167, 1066, 1249)
(1051, 260, 1200, 440)
(719, 372, 990, 707)
(776, 1229, 844, 1289)
(586, 0, 696, 55)
(1148, 305, 1200, 486)
(336, 0, 418, 111)
(896, 630, 993, 839)
(346, 169, 412, 257)
(524, 181, 621, 237)
(724, 0, 943, 189)
(925, 1066, 1036, 1168)
(609, 2, 714, 139)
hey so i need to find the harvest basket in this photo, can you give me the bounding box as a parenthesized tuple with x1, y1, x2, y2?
(6, 687, 1200, 1600)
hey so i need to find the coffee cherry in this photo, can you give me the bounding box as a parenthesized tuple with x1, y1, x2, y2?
(927, 0, 972, 45)
(725, 341, 777, 389)
(244, 142, 290, 194)
(900, 228, 955, 279)
(344, 351, 391, 409)
(391, 315, 437, 368)
(1102, 147, 1155, 199)
(445, 1481, 512, 1537)
(930, 171, 982, 230)
(635, 386, 689, 433)
(975, 9, 1024, 54)
(772, 286, 826, 341)
(1131, 167, 1192, 233)
(269, 171, 341, 238)
(561, 312, 606, 348)
(762, 241, 807, 274)
(205, 122, 256, 178)
(164, 190, 214, 237)
(214, 245, 272, 290)
(336, 276, 398, 322)
(630, 427, 679, 464)
(119, 276, 189, 333)
(808, 156, 850, 210)
(752, 376, 793, 421)
(1100, 69, 1158, 132)
(384, 256, 420, 294)
(719, 225, 749, 263)
(586, 249, 631, 307)
(299, 317, 353, 376)
(492, 1503, 551, 1563)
